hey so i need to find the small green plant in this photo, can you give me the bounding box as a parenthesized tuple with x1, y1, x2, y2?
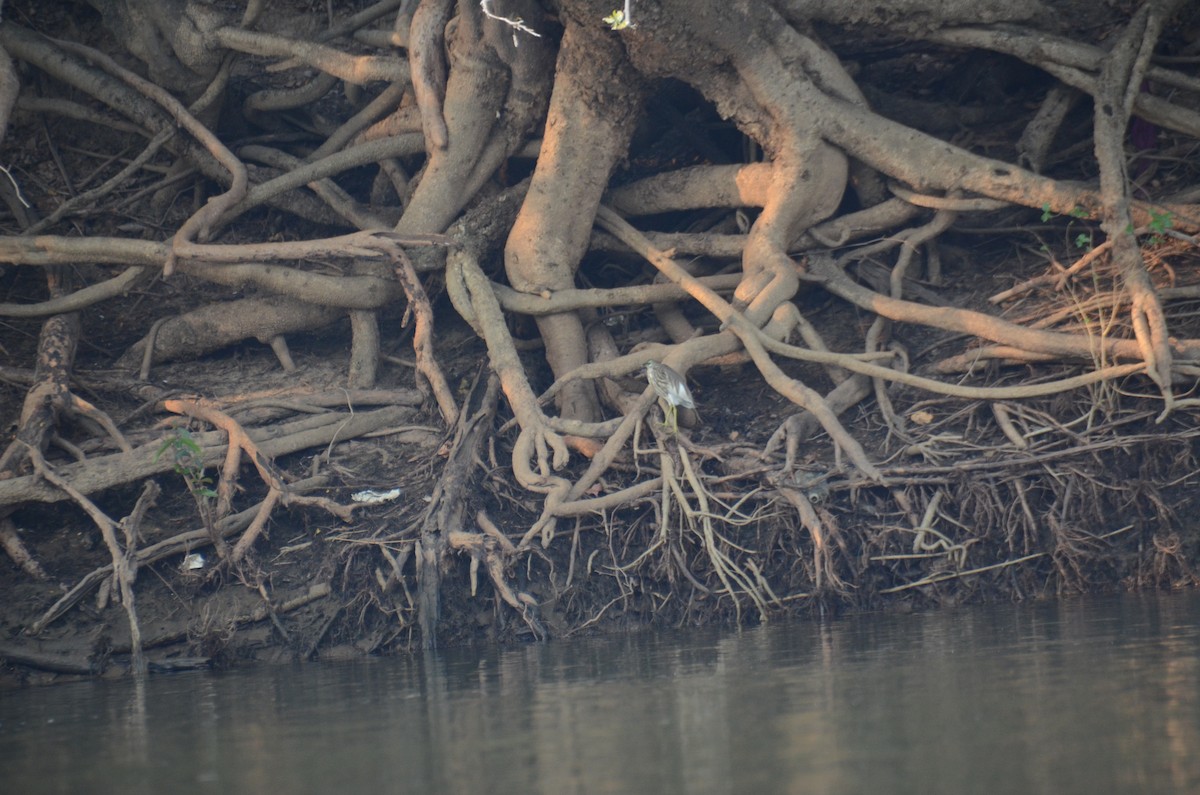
(603, 9, 631, 29)
(156, 428, 217, 538)
(1123, 209, 1174, 245)
(1147, 209, 1173, 246)
(156, 428, 216, 497)
(1041, 203, 1096, 251)
(1040, 203, 1088, 223)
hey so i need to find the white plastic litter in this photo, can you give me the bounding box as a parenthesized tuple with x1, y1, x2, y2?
(351, 488, 403, 504)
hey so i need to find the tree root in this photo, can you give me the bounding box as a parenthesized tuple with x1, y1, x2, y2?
(162, 398, 357, 560)
(1, 0, 1199, 657)
(25, 444, 155, 675)
(1089, 3, 1181, 415)
(28, 474, 333, 635)
(393, 249, 458, 425)
(413, 368, 499, 648)
(778, 485, 849, 597)
(0, 517, 48, 580)
(50, 37, 249, 276)
(808, 254, 1200, 367)
(117, 296, 343, 372)
(0, 292, 80, 476)
(503, 16, 644, 424)
(448, 519, 545, 640)
(596, 205, 881, 480)
(448, 247, 570, 513)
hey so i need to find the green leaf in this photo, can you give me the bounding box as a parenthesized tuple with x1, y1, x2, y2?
(1149, 210, 1173, 234)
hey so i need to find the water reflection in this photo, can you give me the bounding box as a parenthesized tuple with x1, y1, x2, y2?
(2, 593, 1199, 794)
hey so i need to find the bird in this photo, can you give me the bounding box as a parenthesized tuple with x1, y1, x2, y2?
(644, 360, 695, 433)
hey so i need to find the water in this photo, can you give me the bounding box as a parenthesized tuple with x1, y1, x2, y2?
(3, 593, 1199, 794)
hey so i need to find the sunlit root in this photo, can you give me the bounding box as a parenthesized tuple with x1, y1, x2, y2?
(448, 249, 569, 495)
(503, 17, 644, 423)
(393, 250, 459, 425)
(596, 206, 882, 481)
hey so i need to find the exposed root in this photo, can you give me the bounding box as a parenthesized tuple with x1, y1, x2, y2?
(28, 475, 334, 636)
(448, 519, 545, 639)
(412, 369, 500, 647)
(393, 249, 459, 425)
(1, 0, 1199, 670)
(0, 517, 47, 580)
(25, 444, 154, 675)
(163, 398, 357, 561)
(596, 205, 882, 480)
(778, 485, 850, 597)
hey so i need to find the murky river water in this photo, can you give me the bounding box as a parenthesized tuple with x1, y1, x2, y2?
(3, 592, 1199, 794)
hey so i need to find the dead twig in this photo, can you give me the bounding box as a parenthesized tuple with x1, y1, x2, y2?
(24, 444, 149, 675)
(880, 525, 1135, 593)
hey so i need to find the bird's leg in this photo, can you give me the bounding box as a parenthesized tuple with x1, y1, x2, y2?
(652, 398, 667, 430)
(653, 398, 682, 435)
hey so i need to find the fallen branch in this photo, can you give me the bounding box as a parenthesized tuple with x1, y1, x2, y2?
(0, 405, 412, 507)
(0, 641, 96, 675)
